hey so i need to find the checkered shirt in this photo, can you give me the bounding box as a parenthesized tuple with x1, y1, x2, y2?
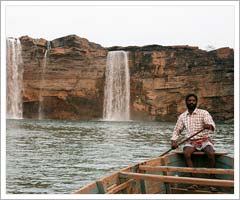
(171, 108, 215, 141)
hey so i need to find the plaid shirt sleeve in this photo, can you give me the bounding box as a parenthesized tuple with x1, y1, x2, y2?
(171, 114, 185, 141)
(203, 110, 216, 131)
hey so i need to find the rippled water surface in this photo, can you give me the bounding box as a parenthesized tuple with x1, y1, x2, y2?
(6, 119, 234, 194)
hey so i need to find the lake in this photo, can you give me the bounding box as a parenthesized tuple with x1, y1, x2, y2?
(6, 119, 234, 194)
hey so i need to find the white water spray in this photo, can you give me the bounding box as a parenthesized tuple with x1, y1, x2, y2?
(103, 51, 130, 121)
(38, 41, 51, 119)
(6, 38, 24, 119)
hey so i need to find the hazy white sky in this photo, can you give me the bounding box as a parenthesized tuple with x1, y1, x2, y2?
(4, 2, 236, 50)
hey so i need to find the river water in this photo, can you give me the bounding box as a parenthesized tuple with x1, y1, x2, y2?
(6, 119, 234, 194)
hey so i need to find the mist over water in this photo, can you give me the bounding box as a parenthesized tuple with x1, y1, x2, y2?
(6, 119, 234, 194)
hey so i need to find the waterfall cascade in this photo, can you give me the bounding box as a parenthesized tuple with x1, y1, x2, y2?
(6, 38, 24, 119)
(103, 51, 130, 121)
(38, 41, 51, 119)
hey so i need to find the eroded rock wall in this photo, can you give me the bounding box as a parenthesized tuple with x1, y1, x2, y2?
(20, 35, 107, 120)
(19, 35, 234, 121)
(113, 45, 233, 121)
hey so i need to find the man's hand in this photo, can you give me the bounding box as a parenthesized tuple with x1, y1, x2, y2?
(203, 124, 214, 131)
(171, 140, 178, 149)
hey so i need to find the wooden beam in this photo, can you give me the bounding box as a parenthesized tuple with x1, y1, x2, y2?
(119, 172, 234, 187)
(139, 165, 234, 175)
(106, 179, 134, 194)
(106, 184, 117, 191)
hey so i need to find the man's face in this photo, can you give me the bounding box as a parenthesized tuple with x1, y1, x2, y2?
(186, 96, 197, 110)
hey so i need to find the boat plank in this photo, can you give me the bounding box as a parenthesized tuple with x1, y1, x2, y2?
(106, 179, 134, 194)
(139, 165, 234, 175)
(97, 172, 122, 193)
(171, 187, 225, 194)
(174, 151, 228, 155)
(119, 172, 234, 187)
(125, 179, 141, 194)
(106, 184, 117, 191)
(145, 180, 166, 194)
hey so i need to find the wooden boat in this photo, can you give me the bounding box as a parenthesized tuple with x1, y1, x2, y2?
(72, 151, 234, 194)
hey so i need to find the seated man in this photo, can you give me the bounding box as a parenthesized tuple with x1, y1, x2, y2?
(171, 94, 217, 192)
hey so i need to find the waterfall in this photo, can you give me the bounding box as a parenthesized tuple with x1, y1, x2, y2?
(103, 51, 130, 121)
(38, 41, 51, 119)
(6, 38, 24, 119)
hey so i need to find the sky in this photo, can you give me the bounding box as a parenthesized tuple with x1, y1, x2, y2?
(3, 2, 236, 50)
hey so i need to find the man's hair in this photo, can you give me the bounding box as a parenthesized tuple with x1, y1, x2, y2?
(185, 93, 198, 102)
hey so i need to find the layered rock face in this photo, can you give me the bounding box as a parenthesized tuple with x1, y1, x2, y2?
(109, 45, 234, 121)
(19, 35, 234, 121)
(20, 35, 107, 120)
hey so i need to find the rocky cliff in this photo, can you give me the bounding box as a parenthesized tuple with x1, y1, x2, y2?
(19, 35, 234, 121)
(20, 35, 107, 120)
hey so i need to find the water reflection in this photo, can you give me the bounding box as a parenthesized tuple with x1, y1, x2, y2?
(6, 119, 234, 194)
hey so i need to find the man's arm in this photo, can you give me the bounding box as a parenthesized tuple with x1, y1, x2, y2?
(203, 124, 214, 131)
(171, 115, 185, 148)
(203, 111, 215, 132)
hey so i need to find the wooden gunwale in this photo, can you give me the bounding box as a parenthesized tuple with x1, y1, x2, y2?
(119, 172, 234, 187)
(73, 182, 97, 194)
(139, 165, 234, 175)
